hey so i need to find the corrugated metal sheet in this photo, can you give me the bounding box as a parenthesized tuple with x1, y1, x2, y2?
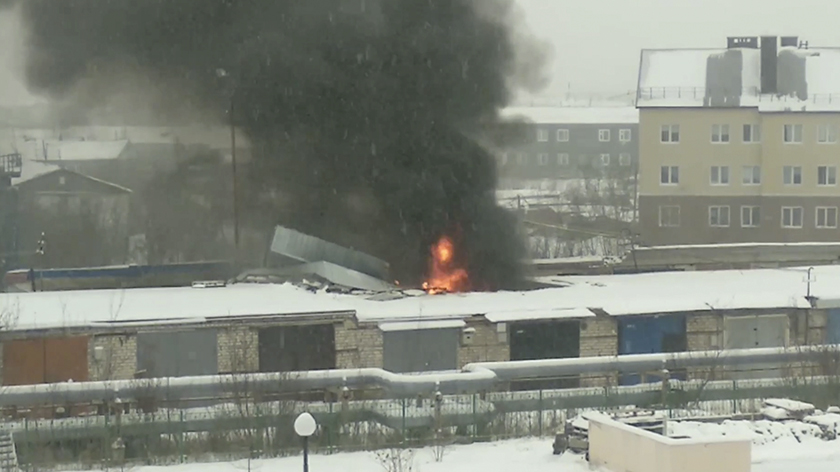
(269, 226, 390, 280)
(243, 261, 394, 292)
(724, 314, 788, 379)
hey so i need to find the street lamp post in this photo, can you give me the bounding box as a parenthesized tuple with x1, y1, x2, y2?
(215, 68, 240, 259)
(294, 412, 317, 472)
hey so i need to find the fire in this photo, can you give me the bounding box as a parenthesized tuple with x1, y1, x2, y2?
(422, 236, 470, 294)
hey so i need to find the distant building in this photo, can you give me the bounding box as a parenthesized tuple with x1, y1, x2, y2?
(495, 106, 639, 183)
(636, 35, 840, 246)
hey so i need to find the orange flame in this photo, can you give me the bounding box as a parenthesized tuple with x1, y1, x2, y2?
(422, 236, 470, 294)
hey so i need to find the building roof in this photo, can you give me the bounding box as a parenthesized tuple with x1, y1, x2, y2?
(0, 283, 353, 331)
(498, 106, 639, 125)
(13, 168, 132, 193)
(637, 46, 840, 111)
(37, 140, 130, 162)
(4, 265, 840, 332)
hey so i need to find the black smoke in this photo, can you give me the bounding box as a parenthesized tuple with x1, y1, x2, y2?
(6, 0, 546, 289)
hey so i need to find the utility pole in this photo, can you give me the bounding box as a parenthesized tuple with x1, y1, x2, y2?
(230, 94, 240, 256)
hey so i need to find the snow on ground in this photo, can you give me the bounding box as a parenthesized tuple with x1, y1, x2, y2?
(61, 420, 840, 472)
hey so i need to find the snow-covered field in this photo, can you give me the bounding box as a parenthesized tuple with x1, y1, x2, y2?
(59, 418, 840, 472)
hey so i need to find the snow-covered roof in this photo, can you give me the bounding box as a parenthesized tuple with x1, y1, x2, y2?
(11, 158, 59, 185)
(0, 283, 353, 331)
(37, 140, 129, 161)
(4, 265, 840, 331)
(637, 47, 840, 111)
(498, 106, 638, 125)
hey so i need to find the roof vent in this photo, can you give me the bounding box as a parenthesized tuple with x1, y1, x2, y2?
(192, 280, 227, 288)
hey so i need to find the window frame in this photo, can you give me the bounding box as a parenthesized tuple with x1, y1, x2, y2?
(658, 205, 680, 227)
(711, 124, 730, 143)
(556, 128, 570, 142)
(818, 124, 838, 144)
(619, 129, 632, 142)
(660, 165, 679, 185)
(598, 129, 611, 142)
(816, 206, 839, 229)
(740, 205, 760, 228)
(537, 153, 549, 166)
(557, 153, 570, 166)
(783, 124, 803, 144)
(817, 165, 838, 186)
(742, 165, 761, 185)
(781, 206, 804, 228)
(710, 165, 730, 186)
(536, 128, 549, 142)
(742, 124, 761, 143)
(783, 165, 802, 185)
(709, 205, 731, 227)
(660, 124, 680, 143)
(618, 153, 631, 166)
(600, 153, 611, 166)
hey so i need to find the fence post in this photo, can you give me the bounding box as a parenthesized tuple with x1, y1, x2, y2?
(472, 393, 477, 440)
(731, 379, 737, 414)
(538, 389, 543, 437)
(401, 398, 407, 445)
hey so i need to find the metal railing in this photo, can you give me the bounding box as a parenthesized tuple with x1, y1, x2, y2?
(637, 87, 840, 105)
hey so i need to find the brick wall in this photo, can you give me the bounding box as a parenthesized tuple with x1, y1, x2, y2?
(686, 313, 722, 351)
(579, 315, 618, 387)
(217, 326, 259, 373)
(88, 334, 137, 381)
(458, 319, 509, 368)
(335, 320, 383, 369)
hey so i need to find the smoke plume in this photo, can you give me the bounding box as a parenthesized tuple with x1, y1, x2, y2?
(7, 0, 548, 289)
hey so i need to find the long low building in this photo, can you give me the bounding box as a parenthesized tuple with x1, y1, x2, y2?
(1, 266, 840, 388)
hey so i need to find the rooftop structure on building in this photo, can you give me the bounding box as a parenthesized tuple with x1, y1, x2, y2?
(636, 35, 840, 111)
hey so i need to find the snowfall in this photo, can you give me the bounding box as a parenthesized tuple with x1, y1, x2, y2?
(62, 417, 840, 472)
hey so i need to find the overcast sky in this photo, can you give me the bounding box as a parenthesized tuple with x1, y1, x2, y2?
(3, 0, 840, 107)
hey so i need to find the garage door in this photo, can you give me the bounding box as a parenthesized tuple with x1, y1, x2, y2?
(828, 309, 840, 344)
(3, 336, 89, 386)
(619, 314, 687, 385)
(724, 315, 788, 379)
(381, 321, 461, 373)
(136, 329, 218, 378)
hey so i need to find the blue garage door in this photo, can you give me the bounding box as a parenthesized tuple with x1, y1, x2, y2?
(619, 314, 687, 385)
(828, 309, 840, 344)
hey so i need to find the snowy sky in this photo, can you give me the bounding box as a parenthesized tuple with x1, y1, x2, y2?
(3, 0, 840, 106)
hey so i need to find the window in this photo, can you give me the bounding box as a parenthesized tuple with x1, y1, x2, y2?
(818, 124, 838, 143)
(537, 153, 549, 165)
(816, 207, 838, 228)
(618, 153, 631, 166)
(711, 124, 730, 143)
(818, 166, 837, 186)
(783, 165, 802, 185)
(600, 153, 610, 165)
(661, 124, 680, 143)
(660, 165, 679, 185)
(782, 206, 804, 228)
(742, 165, 761, 185)
(619, 129, 632, 142)
(517, 153, 527, 165)
(783, 124, 803, 143)
(709, 206, 730, 227)
(558, 153, 570, 165)
(710, 166, 730, 185)
(659, 206, 680, 227)
(598, 129, 611, 142)
(556, 129, 569, 142)
(741, 206, 760, 227)
(743, 124, 761, 143)
(537, 129, 549, 142)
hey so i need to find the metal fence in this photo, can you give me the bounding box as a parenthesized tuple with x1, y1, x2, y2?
(6, 370, 840, 470)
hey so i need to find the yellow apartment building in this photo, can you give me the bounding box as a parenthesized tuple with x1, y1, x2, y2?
(636, 36, 840, 246)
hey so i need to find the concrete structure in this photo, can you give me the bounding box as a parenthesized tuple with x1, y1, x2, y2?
(495, 107, 639, 182)
(588, 415, 751, 472)
(636, 35, 840, 246)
